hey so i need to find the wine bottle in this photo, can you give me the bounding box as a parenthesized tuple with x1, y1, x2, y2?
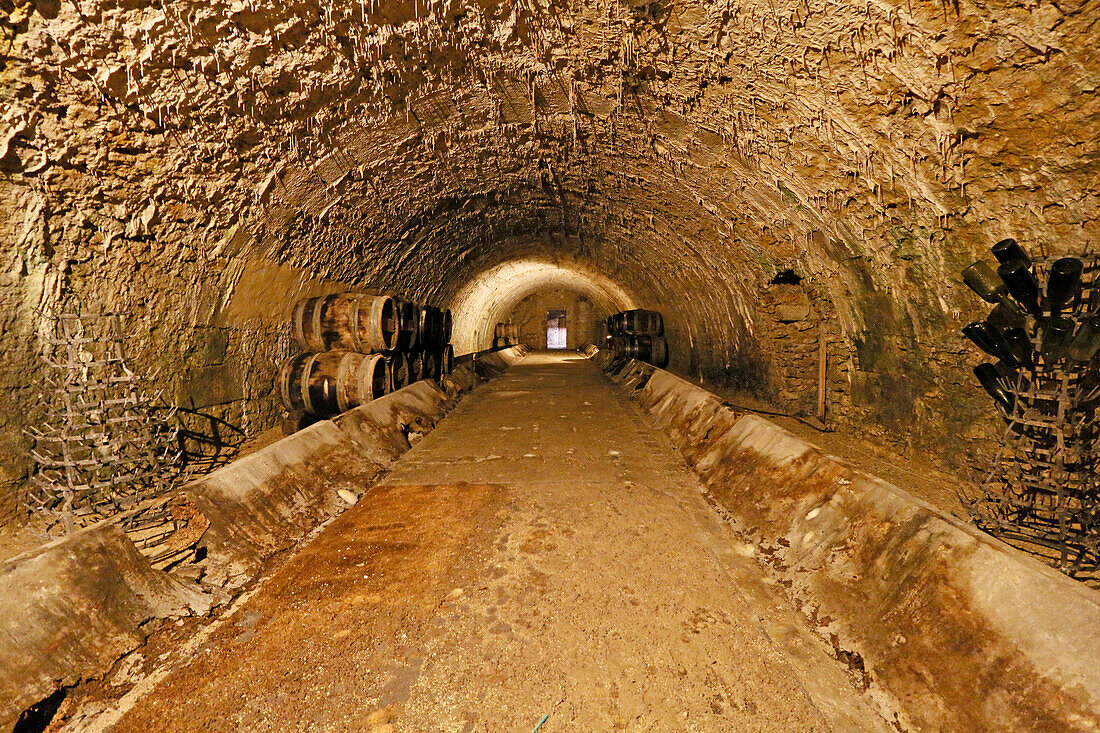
(997, 259, 1043, 316)
(991, 238, 1031, 267)
(1067, 316, 1100, 364)
(1040, 317, 1075, 363)
(962, 262, 1025, 317)
(1002, 328, 1034, 368)
(962, 322, 1016, 365)
(994, 360, 1019, 391)
(987, 302, 1026, 330)
(1046, 257, 1084, 316)
(975, 363, 1014, 414)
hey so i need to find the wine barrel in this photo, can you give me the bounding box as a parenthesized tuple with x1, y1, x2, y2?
(418, 307, 433, 351)
(395, 298, 420, 352)
(403, 351, 418, 386)
(423, 350, 439, 381)
(276, 351, 388, 417)
(646, 311, 665, 336)
(387, 353, 410, 392)
(438, 344, 454, 380)
(647, 335, 669, 368)
(624, 311, 641, 336)
(620, 309, 662, 336)
(420, 305, 445, 351)
(441, 309, 453, 345)
(408, 349, 425, 382)
(291, 294, 398, 354)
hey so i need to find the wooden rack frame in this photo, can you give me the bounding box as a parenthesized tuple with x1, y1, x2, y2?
(964, 255, 1100, 576)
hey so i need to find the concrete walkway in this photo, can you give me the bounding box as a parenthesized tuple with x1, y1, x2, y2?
(108, 352, 890, 732)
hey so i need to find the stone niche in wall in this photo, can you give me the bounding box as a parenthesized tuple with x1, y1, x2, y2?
(503, 290, 610, 351)
(756, 272, 824, 415)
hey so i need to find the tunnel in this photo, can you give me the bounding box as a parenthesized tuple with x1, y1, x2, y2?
(1, 0, 1099, 730)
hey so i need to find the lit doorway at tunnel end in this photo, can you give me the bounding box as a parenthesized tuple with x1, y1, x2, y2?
(448, 258, 637, 354)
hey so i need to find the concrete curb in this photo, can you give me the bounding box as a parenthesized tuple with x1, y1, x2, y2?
(594, 350, 1100, 732)
(0, 349, 529, 728)
(0, 525, 212, 729)
(333, 380, 455, 466)
(473, 345, 529, 379)
(183, 420, 385, 589)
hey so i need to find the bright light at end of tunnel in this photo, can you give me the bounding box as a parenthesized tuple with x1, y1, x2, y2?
(449, 259, 638, 354)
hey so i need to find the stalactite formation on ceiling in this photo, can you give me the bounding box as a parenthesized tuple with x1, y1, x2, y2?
(0, 0, 1096, 519)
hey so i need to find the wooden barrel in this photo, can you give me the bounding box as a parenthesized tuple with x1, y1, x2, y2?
(651, 311, 664, 336)
(616, 309, 665, 337)
(647, 336, 669, 368)
(423, 349, 439, 381)
(615, 313, 626, 336)
(607, 335, 669, 367)
(395, 298, 420, 352)
(623, 311, 640, 336)
(419, 306, 445, 351)
(438, 344, 454, 379)
(291, 294, 398, 354)
(387, 353, 410, 392)
(441, 309, 453, 345)
(408, 349, 425, 382)
(418, 307, 432, 351)
(276, 351, 388, 417)
(496, 323, 519, 348)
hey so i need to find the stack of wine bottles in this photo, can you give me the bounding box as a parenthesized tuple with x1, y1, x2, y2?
(276, 292, 455, 420)
(605, 309, 669, 368)
(960, 241, 1100, 574)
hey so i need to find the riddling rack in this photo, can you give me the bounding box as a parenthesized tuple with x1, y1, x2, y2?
(26, 312, 184, 541)
(965, 255, 1100, 575)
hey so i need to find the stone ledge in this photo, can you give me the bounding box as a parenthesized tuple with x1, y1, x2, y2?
(0, 347, 529, 728)
(0, 524, 212, 729)
(592, 349, 1100, 733)
(183, 420, 385, 589)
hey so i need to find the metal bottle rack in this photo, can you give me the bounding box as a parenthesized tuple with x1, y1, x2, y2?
(965, 255, 1100, 576)
(26, 312, 184, 540)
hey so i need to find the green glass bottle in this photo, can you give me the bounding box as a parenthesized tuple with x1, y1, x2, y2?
(962, 262, 1025, 317)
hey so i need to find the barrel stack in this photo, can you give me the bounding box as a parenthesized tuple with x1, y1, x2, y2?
(493, 322, 519, 348)
(276, 292, 455, 426)
(606, 309, 669, 368)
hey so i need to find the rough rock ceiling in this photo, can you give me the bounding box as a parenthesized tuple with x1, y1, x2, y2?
(0, 0, 1097, 501)
(7, 0, 1095, 333)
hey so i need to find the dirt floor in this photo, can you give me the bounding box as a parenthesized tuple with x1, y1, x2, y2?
(94, 353, 893, 732)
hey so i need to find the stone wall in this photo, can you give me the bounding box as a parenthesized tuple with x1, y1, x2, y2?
(503, 290, 608, 350)
(1, 0, 1095, 524)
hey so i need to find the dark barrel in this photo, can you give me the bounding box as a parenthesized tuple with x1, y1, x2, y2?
(419, 305, 444, 351)
(442, 309, 453, 344)
(291, 294, 398, 354)
(408, 349, 425, 382)
(611, 310, 664, 337)
(607, 334, 668, 368)
(395, 298, 420, 352)
(423, 349, 439, 381)
(387, 353, 410, 392)
(276, 351, 388, 417)
(647, 335, 669, 368)
(438, 344, 454, 380)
